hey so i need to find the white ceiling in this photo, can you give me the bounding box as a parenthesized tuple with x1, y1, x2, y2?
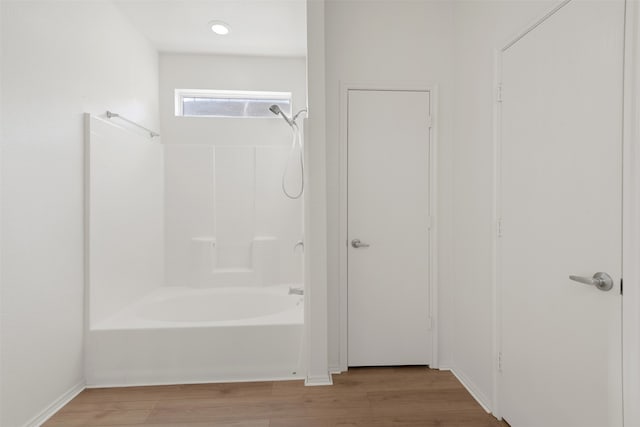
(114, 0, 307, 57)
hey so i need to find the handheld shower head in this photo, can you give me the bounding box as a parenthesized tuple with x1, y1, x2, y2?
(269, 104, 294, 127)
(269, 104, 282, 115)
(270, 104, 306, 200)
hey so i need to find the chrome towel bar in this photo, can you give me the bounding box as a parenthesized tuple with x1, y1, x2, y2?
(106, 111, 160, 138)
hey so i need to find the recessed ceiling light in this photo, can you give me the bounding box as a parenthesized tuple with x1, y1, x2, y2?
(210, 21, 230, 36)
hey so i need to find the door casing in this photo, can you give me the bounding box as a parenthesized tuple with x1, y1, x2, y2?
(337, 82, 439, 372)
(621, 2, 640, 426)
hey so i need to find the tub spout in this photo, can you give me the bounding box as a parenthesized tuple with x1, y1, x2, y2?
(288, 287, 304, 295)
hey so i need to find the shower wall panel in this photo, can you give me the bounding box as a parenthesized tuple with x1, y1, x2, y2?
(256, 147, 304, 286)
(159, 53, 306, 289)
(164, 144, 303, 288)
(164, 144, 215, 286)
(87, 115, 164, 326)
(215, 147, 256, 269)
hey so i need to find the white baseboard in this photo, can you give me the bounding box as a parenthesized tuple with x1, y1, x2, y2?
(305, 373, 333, 386)
(328, 365, 344, 374)
(439, 366, 492, 413)
(23, 381, 85, 427)
(86, 373, 305, 389)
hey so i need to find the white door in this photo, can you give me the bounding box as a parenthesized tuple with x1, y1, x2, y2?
(347, 89, 432, 366)
(499, 1, 624, 426)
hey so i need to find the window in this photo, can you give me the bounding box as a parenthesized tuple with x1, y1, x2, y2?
(175, 89, 292, 118)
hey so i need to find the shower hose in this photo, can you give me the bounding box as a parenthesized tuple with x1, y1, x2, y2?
(282, 123, 304, 200)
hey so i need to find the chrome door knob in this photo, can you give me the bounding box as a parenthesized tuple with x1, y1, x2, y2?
(568, 272, 614, 292)
(351, 239, 370, 249)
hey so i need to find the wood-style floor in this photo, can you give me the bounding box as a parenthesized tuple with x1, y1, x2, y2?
(44, 367, 507, 426)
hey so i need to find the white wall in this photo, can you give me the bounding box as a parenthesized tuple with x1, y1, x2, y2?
(0, 0, 4, 421)
(451, 0, 562, 410)
(0, 1, 159, 425)
(305, 0, 331, 385)
(324, 0, 456, 371)
(321, 0, 572, 411)
(160, 54, 307, 146)
(160, 54, 306, 289)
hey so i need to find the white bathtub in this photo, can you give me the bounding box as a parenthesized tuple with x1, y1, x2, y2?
(86, 285, 305, 386)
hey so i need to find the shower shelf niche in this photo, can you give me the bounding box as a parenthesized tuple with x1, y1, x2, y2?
(191, 235, 279, 287)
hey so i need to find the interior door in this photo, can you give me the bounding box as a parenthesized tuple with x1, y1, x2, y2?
(499, 1, 624, 426)
(347, 89, 432, 366)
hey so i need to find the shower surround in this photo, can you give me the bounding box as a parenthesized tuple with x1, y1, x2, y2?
(84, 53, 307, 387)
(85, 112, 305, 386)
(165, 144, 304, 289)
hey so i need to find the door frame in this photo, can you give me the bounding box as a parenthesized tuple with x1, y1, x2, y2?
(621, 1, 640, 425)
(337, 82, 439, 372)
(492, 1, 640, 424)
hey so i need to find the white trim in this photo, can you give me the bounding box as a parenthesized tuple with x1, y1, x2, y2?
(0, 0, 3, 415)
(22, 381, 85, 427)
(82, 113, 92, 399)
(440, 367, 492, 414)
(304, 374, 334, 387)
(622, 1, 640, 426)
(430, 87, 440, 370)
(86, 375, 305, 389)
(491, 48, 503, 420)
(338, 81, 439, 371)
(329, 363, 342, 374)
(338, 83, 348, 372)
(304, 0, 330, 386)
(501, 0, 572, 52)
(175, 88, 292, 99)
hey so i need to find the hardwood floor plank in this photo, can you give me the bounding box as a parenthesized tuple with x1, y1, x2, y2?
(299, 392, 370, 409)
(145, 404, 273, 424)
(74, 382, 274, 405)
(46, 367, 506, 426)
(114, 421, 270, 427)
(367, 389, 480, 409)
(42, 409, 151, 426)
(331, 368, 462, 393)
(268, 417, 333, 427)
(55, 401, 157, 413)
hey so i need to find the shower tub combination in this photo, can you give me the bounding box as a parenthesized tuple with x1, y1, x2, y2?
(86, 285, 304, 386)
(85, 106, 306, 387)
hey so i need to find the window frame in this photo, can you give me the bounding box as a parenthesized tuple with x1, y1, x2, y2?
(174, 89, 292, 118)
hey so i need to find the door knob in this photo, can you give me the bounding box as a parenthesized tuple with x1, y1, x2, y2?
(351, 239, 370, 249)
(569, 272, 614, 292)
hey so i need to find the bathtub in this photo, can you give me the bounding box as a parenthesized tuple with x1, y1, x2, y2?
(86, 285, 305, 386)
